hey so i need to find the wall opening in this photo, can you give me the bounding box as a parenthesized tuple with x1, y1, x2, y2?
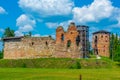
(101, 35, 103, 38)
(76, 35, 80, 46)
(67, 40, 71, 48)
(94, 36, 97, 43)
(31, 42, 34, 46)
(61, 34, 64, 41)
(45, 41, 48, 46)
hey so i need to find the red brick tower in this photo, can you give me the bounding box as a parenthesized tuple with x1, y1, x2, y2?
(92, 30, 110, 57)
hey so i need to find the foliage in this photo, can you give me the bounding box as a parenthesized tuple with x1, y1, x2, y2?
(3, 27, 15, 38)
(110, 33, 120, 62)
(69, 61, 81, 69)
(24, 31, 32, 37)
(0, 50, 3, 59)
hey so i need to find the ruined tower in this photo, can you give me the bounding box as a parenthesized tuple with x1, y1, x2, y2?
(77, 25, 89, 58)
(92, 30, 110, 57)
(56, 22, 89, 58)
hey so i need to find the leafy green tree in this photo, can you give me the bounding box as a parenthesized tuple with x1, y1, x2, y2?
(110, 33, 120, 61)
(24, 32, 32, 37)
(28, 31, 32, 37)
(0, 50, 3, 59)
(3, 27, 15, 37)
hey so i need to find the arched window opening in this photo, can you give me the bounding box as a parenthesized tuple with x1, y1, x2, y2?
(76, 35, 80, 46)
(67, 40, 71, 48)
(61, 34, 64, 41)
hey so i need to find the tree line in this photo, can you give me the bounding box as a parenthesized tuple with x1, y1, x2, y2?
(110, 33, 120, 61)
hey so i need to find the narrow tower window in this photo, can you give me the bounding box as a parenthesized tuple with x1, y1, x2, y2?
(67, 40, 71, 48)
(76, 35, 80, 46)
(61, 34, 64, 41)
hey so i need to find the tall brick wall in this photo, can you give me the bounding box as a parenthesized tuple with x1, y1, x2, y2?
(55, 23, 82, 58)
(92, 31, 110, 57)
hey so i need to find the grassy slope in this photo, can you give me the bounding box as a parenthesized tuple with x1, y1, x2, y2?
(0, 58, 117, 69)
(0, 68, 120, 80)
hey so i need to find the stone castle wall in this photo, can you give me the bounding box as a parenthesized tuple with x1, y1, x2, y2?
(4, 37, 55, 59)
(4, 35, 82, 59)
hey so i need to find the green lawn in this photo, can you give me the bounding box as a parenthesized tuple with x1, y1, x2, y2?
(0, 68, 120, 80)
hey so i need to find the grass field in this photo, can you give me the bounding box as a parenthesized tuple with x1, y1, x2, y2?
(0, 68, 120, 80)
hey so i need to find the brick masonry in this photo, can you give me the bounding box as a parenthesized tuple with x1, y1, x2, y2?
(92, 31, 110, 57)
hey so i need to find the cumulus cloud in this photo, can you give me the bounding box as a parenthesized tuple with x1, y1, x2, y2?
(18, 0, 74, 17)
(32, 34, 41, 37)
(15, 14, 36, 36)
(0, 6, 6, 14)
(46, 22, 59, 29)
(46, 20, 74, 30)
(15, 31, 24, 36)
(72, 0, 114, 23)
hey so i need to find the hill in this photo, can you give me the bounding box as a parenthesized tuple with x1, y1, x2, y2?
(0, 58, 118, 69)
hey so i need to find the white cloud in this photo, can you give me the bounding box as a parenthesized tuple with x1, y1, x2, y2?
(18, 0, 74, 16)
(0, 6, 6, 14)
(46, 22, 59, 29)
(32, 34, 40, 37)
(15, 31, 24, 36)
(113, 8, 120, 27)
(16, 14, 36, 36)
(72, 0, 114, 23)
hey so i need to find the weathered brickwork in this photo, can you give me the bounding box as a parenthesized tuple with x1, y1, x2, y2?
(92, 31, 110, 57)
(4, 37, 55, 59)
(55, 23, 82, 58)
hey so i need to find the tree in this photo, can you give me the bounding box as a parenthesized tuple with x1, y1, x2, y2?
(3, 27, 15, 38)
(24, 32, 32, 37)
(0, 50, 3, 59)
(28, 31, 32, 37)
(110, 33, 120, 62)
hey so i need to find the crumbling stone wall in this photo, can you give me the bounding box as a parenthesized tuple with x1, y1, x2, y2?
(55, 23, 82, 58)
(4, 37, 55, 59)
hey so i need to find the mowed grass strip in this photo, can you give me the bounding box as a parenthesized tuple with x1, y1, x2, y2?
(0, 68, 120, 80)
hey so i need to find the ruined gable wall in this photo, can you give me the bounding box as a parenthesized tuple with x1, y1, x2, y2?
(55, 25, 82, 58)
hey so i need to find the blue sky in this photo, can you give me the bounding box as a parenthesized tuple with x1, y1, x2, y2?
(0, 0, 120, 51)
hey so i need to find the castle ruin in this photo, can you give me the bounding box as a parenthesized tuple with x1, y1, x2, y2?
(3, 22, 89, 59)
